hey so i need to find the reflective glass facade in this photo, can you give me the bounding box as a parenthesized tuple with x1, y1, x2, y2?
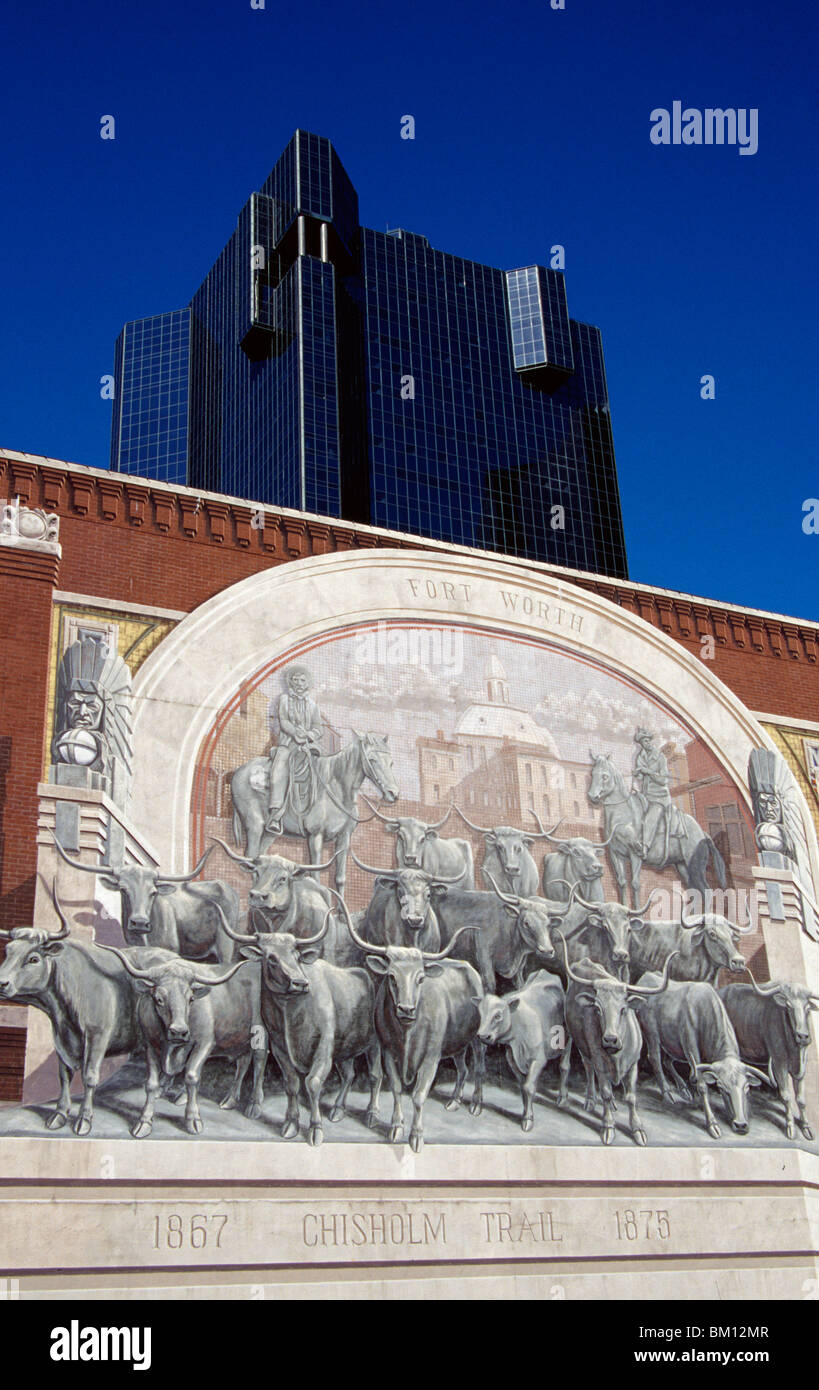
(110, 309, 190, 484)
(111, 131, 628, 577)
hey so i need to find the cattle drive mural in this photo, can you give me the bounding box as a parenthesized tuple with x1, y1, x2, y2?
(2, 620, 818, 1151)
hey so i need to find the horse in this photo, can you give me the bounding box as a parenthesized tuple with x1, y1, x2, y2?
(230, 732, 399, 895)
(587, 752, 726, 909)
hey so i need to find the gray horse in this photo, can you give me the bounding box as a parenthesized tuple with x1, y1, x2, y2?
(587, 752, 726, 908)
(230, 732, 399, 896)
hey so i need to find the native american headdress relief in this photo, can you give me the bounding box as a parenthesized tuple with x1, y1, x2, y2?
(52, 636, 133, 781)
(749, 746, 817, 937)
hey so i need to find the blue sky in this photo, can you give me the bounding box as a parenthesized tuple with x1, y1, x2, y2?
(1, 0, 816, 617)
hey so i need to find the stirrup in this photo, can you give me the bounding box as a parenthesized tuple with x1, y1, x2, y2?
(265, 816, 282, 835)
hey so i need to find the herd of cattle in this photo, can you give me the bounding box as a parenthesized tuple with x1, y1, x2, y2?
(0, 810, 815, 1151)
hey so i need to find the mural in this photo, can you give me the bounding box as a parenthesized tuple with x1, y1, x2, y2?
(2, 617, 818, 1151)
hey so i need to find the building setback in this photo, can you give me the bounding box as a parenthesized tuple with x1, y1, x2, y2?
(110, 131, 628, 577)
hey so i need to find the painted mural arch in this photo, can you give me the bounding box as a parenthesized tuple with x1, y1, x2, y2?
(131, 549, 816, 883)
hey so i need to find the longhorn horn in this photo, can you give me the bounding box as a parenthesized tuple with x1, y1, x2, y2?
(212, 901, 257, 946)
(679, 909, 705, 929)
(294, 849, 343, 876)
(484, 871, 520, 907)
(211, 837, 255, 870)
(554, 930, 586, 984)
(97, 942, 159, 981)
(732, 898, 755, 935)
(426, 803, 454, 832)
(628, 888, 660, 920)
(431, 866, 473, 886)
(51, 834, 109, 874)
(594, 827, 618, 849)
(359, 794, 399, 825)
(742, 968, 780, 996)
(324, 886, 387, 956)
(159, 843, 217, 884)
(744, 1063, 775, 1086)
(528, 811, 567, 841)
(542, 881, 581, 919)
(627, 950, 679, 995)
(564, 883, 602, 913)
(350, 850, 398, 879)
(422, 924, 478, 962)
(49, 878, 72, 941)
(452, 804, 494, 834)
(186, 960, 247, 988)
(295, 908, 330, 949)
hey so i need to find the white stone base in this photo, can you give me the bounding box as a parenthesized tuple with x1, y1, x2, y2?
(0, 1139, 814, 1299)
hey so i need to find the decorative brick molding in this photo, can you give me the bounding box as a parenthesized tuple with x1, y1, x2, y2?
(233, 506, 253, 548)
(70, 476, 95, 516)
(152, 491, 176, 533)
(178, 495, 202, 539)
(712, 610, 729, 647)
(124, 484, 148, 528)
(97, 479, 123, 521)
(39, 468, 66, 511)
(0, 546, 61, 586)
(306, 521, 331, 554)
(205, 500, 229, 543)
(283, 519, 307, 557)
(654, 595, 675, 634)
(8, 460, 37, 504)
(747, 616, 767, 653)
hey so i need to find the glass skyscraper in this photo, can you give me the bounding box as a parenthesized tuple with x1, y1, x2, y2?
(110, 131, 628, 576)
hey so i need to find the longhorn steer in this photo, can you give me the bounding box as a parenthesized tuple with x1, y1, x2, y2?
(720, 976, 818, 1140)
(361, 799, 474, 887)
(628, 906, 753, 986)
(54, 836, 240, 963)
(561, 938, 674, 1145)
(343, 902, 484, 1152)
(212, 839, 340, 950)
(531, 813, 613, 904)
(634, 973, 771, 1138)
(353, 852, 465, 952)
(455, 807, 560, 897)
(0, 884, 169, 1135)
(477, 971, 571, 1130)
(444, 875, 579, 991)
(100, 939, 265, 1137)
(548, 886, 656, 982)
(221, 912, 382, 1147)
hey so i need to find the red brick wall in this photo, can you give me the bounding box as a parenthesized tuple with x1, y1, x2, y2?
(0, 542, 60, 932)
(0, 1025, 26, 1100)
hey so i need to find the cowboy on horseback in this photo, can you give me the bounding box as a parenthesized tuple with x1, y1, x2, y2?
(631, 728, 673, 863)
(265, 666, 324, 835)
